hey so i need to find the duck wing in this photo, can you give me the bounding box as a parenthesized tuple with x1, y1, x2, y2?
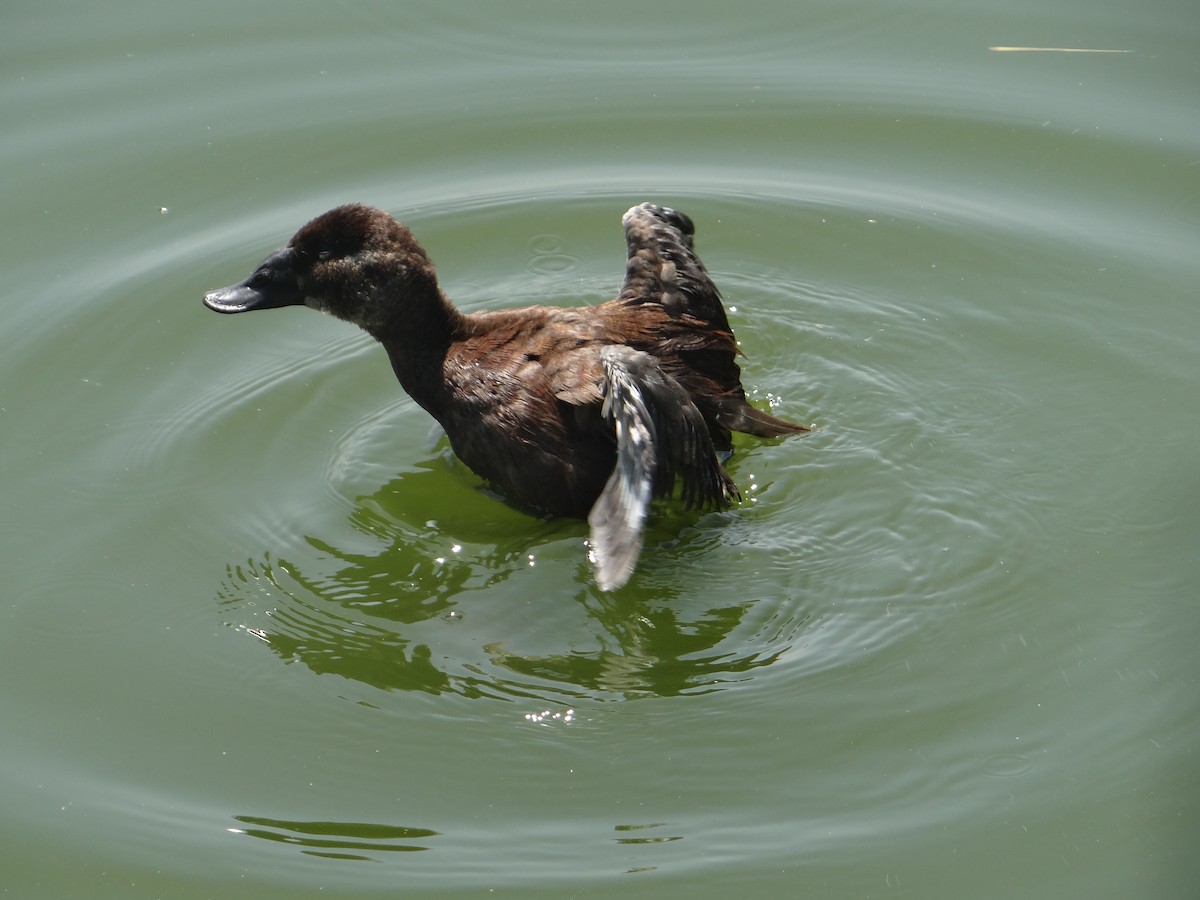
(616, 203, 810, 443)
(617, 203, 732, 332)
(587, 345, 738, 591)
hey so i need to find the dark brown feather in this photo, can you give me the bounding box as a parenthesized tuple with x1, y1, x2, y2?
(203, 202, 809, 589)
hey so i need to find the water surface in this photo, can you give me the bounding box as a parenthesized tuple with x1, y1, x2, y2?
(2, 0, 1197, 897)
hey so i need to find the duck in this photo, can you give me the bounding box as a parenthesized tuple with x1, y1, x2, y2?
(204, 202, 808, 590)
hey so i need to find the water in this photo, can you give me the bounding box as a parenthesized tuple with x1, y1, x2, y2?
(2, 0, 1197, 896)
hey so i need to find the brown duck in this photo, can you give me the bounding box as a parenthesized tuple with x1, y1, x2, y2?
(204, 203, 807, 589)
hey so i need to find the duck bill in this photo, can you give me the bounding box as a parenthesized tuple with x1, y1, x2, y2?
(203, 282, 272, 313)
(203, 247, 302, 313)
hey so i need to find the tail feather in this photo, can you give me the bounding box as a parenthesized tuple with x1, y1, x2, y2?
(718, 400, 810, 439)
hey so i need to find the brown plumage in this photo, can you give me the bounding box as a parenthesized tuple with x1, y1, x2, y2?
(204, 202, 807, 589)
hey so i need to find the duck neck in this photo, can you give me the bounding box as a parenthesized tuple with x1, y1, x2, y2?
(368, 280, 465, 418)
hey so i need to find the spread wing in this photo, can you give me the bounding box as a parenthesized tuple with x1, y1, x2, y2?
(617, 202, 809, 442)
(587, 345, 738, 591)
(617, 203, 732, 331)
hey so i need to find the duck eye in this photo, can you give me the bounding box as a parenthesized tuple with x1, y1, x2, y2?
(317, 248, 334, 261)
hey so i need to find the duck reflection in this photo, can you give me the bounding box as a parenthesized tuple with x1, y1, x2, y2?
(217, 466, 782, 701)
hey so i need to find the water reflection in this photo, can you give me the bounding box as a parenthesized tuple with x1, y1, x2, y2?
(483, 598, 782, 699)
(217, 468, 789, 702)
(229, 815, 438, 860)
(613, 821, 683, 845)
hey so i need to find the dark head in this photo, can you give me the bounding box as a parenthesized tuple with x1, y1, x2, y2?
(203, 204, 441, 338)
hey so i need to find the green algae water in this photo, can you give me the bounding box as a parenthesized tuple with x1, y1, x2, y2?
(2, 0, 1197, 896)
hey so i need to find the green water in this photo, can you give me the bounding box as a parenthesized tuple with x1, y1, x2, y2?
(2, 0, 1198, 897)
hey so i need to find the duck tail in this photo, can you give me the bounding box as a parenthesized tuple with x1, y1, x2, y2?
(718, 400, 810, 438)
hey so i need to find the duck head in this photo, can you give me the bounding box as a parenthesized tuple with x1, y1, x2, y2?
(203, 204, 441, 338)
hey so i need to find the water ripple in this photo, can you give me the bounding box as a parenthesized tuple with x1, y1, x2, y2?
(183, 184, 1087, 710)
(13, 116, 1142, 711)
